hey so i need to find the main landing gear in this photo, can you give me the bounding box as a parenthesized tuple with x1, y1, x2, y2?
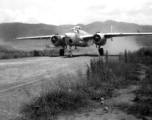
(59, 47, 73, 57)
(59, 49, 64, 56)
(98, 48, 104, 56)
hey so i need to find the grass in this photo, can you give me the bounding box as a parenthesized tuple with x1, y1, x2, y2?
(12, 56, 137, 120)
(10, 47, 152, 120)
(115, 48, 152, 118)
(127, 47, 152, 65)
(116, 102, 152, 118)
(128, 67, 152, 117)
(20, 89, 87, 120)
(15, 74, 89, 120)
(0, 48, 59, 60)
(87, 57, 137, 91)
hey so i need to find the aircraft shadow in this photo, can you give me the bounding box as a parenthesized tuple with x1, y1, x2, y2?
(49, 54, 119, 58)
(63, 54, 99, 58)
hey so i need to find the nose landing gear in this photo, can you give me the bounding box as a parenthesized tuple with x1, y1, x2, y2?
(68, 46, 73, 57)
(68, 49, 73, 57)
(59, 46, 73, 57)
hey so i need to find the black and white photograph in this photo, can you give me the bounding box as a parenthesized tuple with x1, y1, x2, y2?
(0, 0, 152, 120)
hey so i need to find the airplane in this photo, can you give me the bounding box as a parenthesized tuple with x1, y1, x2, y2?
(16, 26, 152, 57)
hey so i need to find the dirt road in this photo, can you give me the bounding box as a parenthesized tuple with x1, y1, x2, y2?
(0, 56, 98, 120)
(0, 55, 121, 120)
(0, 56, 92, 93)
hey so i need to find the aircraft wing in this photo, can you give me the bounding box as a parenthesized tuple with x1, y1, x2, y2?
(104, 33, 152, 38)
(80, 34, 94, 41)
(16, 35, 53, 40)
(79, 32, 152, 41)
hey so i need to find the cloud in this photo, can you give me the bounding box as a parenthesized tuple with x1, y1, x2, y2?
(0, 7, 40, 23)
(85, 0, 152, 25)
(0, 0, 152, 25)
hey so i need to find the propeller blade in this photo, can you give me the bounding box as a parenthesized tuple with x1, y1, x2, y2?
(111, 25, 113, 41)
(111, 25, 113, 33)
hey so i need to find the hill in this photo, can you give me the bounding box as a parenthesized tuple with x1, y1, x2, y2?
(0, 45, 16, 51)
(0, 23, 56, 41)
(0, 20, 152, 49)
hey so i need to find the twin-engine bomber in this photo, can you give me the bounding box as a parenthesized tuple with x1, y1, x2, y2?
(16, 26, 152, 57)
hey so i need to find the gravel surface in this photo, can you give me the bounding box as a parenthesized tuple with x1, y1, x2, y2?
(0, 56, 95, 120)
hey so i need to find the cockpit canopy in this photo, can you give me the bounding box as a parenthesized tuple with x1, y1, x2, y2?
(73, 26, 81, 30)
(69, 26, 81, 33)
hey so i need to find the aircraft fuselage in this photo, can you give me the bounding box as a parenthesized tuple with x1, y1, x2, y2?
(64, 30, 93, 47)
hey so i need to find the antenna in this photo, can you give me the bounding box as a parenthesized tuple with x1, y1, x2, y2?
(137, 30, 143, 36)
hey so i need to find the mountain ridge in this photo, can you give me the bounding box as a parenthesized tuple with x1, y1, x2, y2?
(0, 20, 152, 48)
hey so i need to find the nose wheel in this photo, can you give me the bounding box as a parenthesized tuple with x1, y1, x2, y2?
(98, 48, 104, 56)
(68, 49, 73, 57)
(59, 49, 65, 56)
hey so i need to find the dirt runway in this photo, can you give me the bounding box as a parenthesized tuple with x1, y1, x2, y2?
(0, 55, 119, 120)
(0, 55, 97, 119)
(0, 56, 94, 94)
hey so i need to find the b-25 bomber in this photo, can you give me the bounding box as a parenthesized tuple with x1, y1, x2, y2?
(17, 26, 152, 57)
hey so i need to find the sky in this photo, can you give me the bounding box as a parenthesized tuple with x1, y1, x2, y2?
(0, 0, 152, 25)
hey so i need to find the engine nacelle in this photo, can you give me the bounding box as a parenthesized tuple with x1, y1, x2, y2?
(93, 33, 107, 45)
(51, 35, 66, 47)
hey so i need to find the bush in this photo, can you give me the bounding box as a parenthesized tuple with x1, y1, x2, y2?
(0, 49, 59, 60)
(116, 102, 152, 117)
(15, 57, 137, 120)
(116, 58, 152, 118)
(86, 57, 136, 91)
(128, 48, 152, 65)
(20, 89, 87, 120)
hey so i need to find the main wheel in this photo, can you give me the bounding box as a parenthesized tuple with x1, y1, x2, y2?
(59, 49, 64, 56)
(98, 48, 104, 56)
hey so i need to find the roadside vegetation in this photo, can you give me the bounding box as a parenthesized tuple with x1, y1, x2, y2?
(14, 59, 135, 120)
(0, 47, 58, 59)
(127, 47, 152, 65)
(115, 48, 152, 119)
(13, 47, 152, 120)
(116, 70, 152, 118)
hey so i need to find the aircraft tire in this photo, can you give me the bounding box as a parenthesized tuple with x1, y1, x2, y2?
(99, 48, 104, 56)
(68, 51, 73, 57)
(59, 49, 64, 56)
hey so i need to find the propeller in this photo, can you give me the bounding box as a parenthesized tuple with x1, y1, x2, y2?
(93, 34, 101, 43)
(111, 25, 113, 41)
(51, 36, 58, 44)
